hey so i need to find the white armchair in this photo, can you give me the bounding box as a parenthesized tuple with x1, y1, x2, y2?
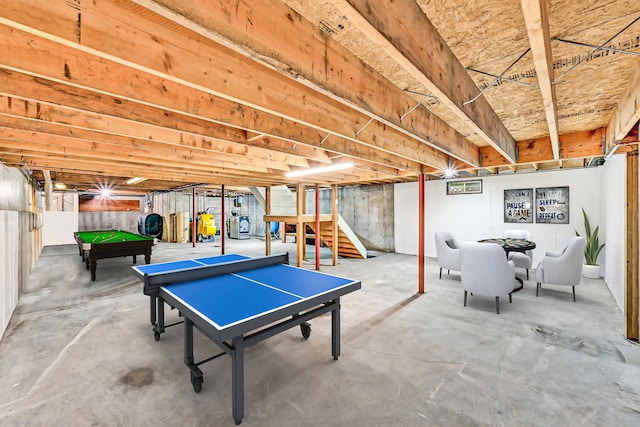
(460, 242, 516, 314)
(504, 229, 533, 279)
(434, 231, 460, 279)
(535, 236, 586, 302)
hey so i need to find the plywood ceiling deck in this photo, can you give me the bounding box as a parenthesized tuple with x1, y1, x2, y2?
(0, 0, 638, 194)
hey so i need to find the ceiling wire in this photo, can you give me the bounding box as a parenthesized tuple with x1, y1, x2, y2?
(463, 48, 531, 105)
(553, 14, 640, 83)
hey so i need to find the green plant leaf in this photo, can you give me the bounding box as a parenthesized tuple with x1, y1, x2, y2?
(580, 208, 605, 265)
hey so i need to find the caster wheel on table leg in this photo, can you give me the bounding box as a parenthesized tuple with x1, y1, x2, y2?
(190, 372, 203, 393)
(300, 323, 311, 339)
(153, 329, 161, 342)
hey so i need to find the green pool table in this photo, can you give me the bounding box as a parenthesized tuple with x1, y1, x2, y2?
(74, 230, 154, 281)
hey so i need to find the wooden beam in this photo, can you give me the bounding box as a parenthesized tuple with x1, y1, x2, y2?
(0, 71, 312, 167)
(0, 64, 429, 174)
(334, 0, 515, 163)
(263, 214, 333, 224)
(606, 58, 640, 149)
(0, 125, 293, 172)
(626, 151, 639, 341)
(0, 0, 80, 42)
(520, 0, 560, 159)
(142, 0, 479, 166)
(0, 153, 289, 187)
(15, 1, 452, 170)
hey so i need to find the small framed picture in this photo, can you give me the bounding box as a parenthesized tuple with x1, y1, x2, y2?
(446, 179, 482, 195)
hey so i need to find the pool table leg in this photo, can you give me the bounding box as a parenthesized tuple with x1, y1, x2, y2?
(144, 248, 151, 264)
(89, 255, 97, 281)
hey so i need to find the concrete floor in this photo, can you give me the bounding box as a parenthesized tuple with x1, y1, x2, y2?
(1, 238, 640, 426)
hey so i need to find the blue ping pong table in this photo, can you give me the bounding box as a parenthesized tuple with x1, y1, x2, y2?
(132, 253, 361, 425)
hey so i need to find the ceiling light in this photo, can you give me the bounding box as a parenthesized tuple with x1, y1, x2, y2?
(53, 182, 66, 190)
(286, 162, 354, 178)
(126, 177, 147, 185)
(97, 183, 114, 198)
(443, 167, 457, 179)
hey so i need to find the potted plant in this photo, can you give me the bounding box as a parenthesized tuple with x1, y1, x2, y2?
(576, 208, 605, 278)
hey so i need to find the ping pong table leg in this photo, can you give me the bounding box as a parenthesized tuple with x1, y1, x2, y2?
(232, 336, 245, 425)
(184, 318, 203, 393)
(331, 298, 341, 360)
(149, 295, 156, 325)
(154, 296, 165, 341)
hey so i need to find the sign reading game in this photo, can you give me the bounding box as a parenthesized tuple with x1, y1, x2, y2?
(536, 186, 569, 224)
(504, 188, 533, 223)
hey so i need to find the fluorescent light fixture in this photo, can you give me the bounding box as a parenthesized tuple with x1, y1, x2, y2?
(126, 177, 147, 185)
(286, 162, 354, 178)
(53, 182, 66, 190)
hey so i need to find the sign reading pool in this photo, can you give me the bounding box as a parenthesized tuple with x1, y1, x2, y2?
(535, 186, 569, 224)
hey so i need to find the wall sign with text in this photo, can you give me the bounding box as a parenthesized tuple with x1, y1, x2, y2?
(535, 186, 569, 224)
(504, 188, 533, 223)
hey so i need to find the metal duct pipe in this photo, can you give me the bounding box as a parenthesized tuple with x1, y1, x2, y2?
(42, 170, 52, 211)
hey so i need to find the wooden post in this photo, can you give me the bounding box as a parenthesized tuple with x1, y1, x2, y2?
(626, 152, 639, 341)
(418, 173, 425, 294)
(296, 183, 305, 267)
(221, 184, 225, 255)
(315, 184, 320, 270)
(332, 184, 338, 266)
(265, 186, 271, 256)
(192, 187, 196, 248)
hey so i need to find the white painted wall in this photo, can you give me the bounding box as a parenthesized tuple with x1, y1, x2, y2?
(43, 210, 79, 246)
(0, 211, 19, 340)
(602, 155, 626, 309)
(394, 162, 635, 311)
(396, 166, 603, 261)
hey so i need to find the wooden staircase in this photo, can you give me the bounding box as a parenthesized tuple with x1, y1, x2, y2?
(253, 185, 367, 260)
(309, 215, 367, 259)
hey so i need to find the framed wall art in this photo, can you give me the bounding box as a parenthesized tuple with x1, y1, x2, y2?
(504, 188, 533, 223)
(535, 186, 569, 224)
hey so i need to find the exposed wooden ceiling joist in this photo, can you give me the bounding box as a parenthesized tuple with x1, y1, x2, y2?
(332, 0, 516, 162)
(135, 0, 480, 167)
(520, 0, 560, 159)
(0, 0, 637, 194)
(606, 57, 640, 149)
